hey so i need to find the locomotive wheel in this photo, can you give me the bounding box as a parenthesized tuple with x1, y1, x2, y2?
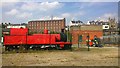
(63, 45, 68, 50)
(15, 46, 19, 51)
(24, 45, 30, 50)
(5, 46, 16, 51)
(63, 44, 72, 50)
(5, 46, 8, 51)
(69, 44, 72, 49)
(19, 45, 25, 51)
(55, 45, 61, 50)
(36, 45, 41, 50)
(8, 46, 14, 51)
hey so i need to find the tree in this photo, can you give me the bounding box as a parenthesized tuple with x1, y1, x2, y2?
(2, 23, 6, 28)
(8, 22, 11, 25)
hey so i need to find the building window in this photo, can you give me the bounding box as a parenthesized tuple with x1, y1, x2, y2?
(48, 24, 49, 26)
(36, 23, 38, 27)
(40, 23, 41, 26)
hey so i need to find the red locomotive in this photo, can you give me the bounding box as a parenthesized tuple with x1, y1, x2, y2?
(3, 28, 72, 51)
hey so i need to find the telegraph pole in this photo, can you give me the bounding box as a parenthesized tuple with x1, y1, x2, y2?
(78, 23, 81, 48)
(87, 33, 90, 51)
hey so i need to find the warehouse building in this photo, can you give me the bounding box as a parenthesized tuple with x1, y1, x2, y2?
(70, 25, 103, 44)
(28, 18, 65, 33)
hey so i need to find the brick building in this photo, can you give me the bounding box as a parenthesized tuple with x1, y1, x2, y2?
(88, 18, 118, 35)
(70, 25, 103, 44)
(103, 18, 118, 35)
(28, 18, 65, 33)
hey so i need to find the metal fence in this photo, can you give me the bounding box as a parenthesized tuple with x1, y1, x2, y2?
(101, 35, 120, 44)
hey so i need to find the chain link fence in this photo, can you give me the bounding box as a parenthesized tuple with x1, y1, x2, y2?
(101, 35, 120, 44)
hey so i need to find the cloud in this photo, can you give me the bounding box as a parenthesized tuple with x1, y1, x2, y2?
(57, 11, 85, 25)
(4, 1, 63, 23)
(17, 12, 32, 18)
(33, 16, 64, 20)
(5, 9, 32, 18)
(77, 0, 119, 2)
(6, 9, 19, 15)
(52, 16, 65, 20)
(1, 0, 20, 7)
(61, 13, 71, 18)
(96, 13, 117, 22)
(21, 2, 63, 11)
(1, 0, 119, 2)
(1, 0, 20, 2)
(37, 16, 51, 20)
(61, 11, 85, 20)
(103, 13, 116, 18)
(78, 2, 103, 10)
(1, 2, 19, 9)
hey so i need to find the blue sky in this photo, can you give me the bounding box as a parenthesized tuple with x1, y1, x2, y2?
(1, 1, 118, 25)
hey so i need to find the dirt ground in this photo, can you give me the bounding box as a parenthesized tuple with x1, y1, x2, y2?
(0, 44, 2, 67)
(1, 46, 119, 66)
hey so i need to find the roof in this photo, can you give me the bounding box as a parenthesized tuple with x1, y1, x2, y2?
(70, 25, 102, 31)
(70, 24, 102, 27)
(28, 18, 65, 22)
(9, 24, 26, 26)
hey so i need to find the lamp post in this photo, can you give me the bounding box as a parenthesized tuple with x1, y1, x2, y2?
(65, 25, 69, 42)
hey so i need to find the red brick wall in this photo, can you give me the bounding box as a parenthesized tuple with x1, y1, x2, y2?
(28, 18, 65, 33)
(71, 30, 103, 44)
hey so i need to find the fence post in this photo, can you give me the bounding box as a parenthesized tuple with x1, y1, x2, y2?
(78, 34, 79, 48)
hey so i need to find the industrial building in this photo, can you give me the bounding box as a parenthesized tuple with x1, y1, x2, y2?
(70, 25, 103, 44)
(28, 18, 65, 33)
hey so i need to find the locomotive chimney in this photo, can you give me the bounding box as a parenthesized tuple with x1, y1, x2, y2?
(44, 29, 48, 34)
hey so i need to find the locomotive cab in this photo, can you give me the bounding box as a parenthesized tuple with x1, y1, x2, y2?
(60, 29, 67, 42)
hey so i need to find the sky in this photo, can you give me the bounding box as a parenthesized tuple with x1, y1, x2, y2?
(0, 0, 119, 25)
